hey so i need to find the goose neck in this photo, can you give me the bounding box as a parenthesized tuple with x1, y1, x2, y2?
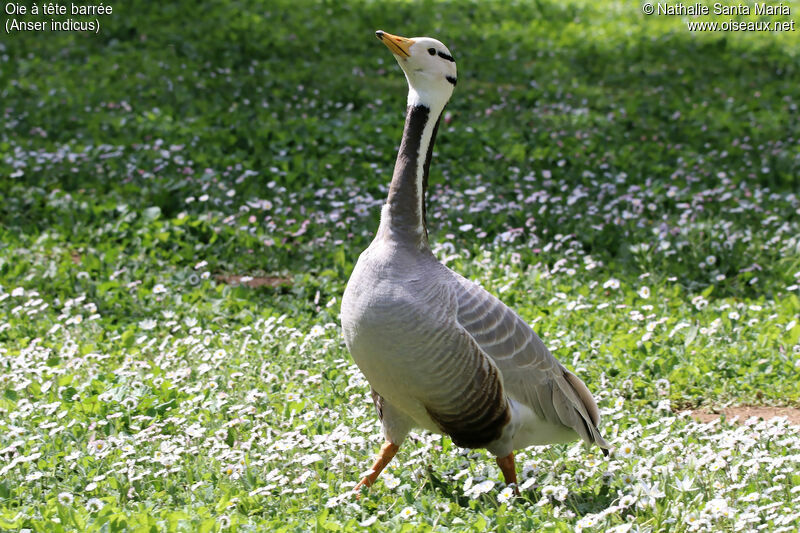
(379, 102, 443, 248)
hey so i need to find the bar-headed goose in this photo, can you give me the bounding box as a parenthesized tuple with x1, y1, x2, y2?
(341, 31, 610, 492)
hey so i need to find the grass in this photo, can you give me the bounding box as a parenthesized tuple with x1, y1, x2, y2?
(1, 0, 799, 531)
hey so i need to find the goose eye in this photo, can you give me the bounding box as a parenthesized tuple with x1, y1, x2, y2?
(428, 48, 436, 55)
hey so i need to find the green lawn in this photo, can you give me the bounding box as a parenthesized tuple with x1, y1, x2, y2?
(1, 0, 799, 531)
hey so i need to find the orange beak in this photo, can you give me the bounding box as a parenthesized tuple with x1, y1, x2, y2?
(375, 30, 414, 58)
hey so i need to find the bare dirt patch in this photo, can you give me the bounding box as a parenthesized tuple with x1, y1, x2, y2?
(215, 274, 292, 288)
(687, 406, 800, 425)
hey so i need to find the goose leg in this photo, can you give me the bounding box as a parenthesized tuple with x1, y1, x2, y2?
(496, 452, 519, 494)
(355, 441, 400, 491)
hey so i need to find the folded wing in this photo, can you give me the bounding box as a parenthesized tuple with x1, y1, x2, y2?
(449, 270, 609, 451)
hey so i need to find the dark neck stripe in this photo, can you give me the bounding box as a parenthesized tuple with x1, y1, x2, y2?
(446, 75, 457, 86)
(385, 104, 433, 240)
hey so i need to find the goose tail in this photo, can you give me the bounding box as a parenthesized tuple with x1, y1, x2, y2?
(557, 370, 611, 454)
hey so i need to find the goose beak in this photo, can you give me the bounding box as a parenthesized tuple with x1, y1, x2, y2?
(375, 30, 414, 58)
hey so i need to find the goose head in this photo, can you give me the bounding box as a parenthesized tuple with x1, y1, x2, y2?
(376, 30, 457, 111)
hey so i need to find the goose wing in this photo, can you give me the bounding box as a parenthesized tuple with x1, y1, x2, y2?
(449, 270, 609, 451)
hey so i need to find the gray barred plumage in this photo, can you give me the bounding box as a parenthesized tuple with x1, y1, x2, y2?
(342, 31, 609, 492)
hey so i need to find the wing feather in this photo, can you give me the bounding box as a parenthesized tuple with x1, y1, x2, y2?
(448, 270, 609, 451)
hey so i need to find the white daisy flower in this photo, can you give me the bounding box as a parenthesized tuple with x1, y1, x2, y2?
(359, 516, 378, 527)
(89, 440, 107, 455)
(85, 498, 103, 512)
(398, 506, 416, 519)
(383, 473, 400, 489)
(468, 479, 495, 498)
(497, 486, 515, 503)
(138, 319, 157, 330)
(616, 442, 635, 458)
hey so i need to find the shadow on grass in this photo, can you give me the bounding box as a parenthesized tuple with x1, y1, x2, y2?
(426, 465, 617, 517)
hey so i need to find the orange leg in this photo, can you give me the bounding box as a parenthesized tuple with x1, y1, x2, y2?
(355, 441, 400, 492)
(496, 452, 519, 494)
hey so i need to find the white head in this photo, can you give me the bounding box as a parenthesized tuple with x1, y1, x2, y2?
(376, 30, 457, 112)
